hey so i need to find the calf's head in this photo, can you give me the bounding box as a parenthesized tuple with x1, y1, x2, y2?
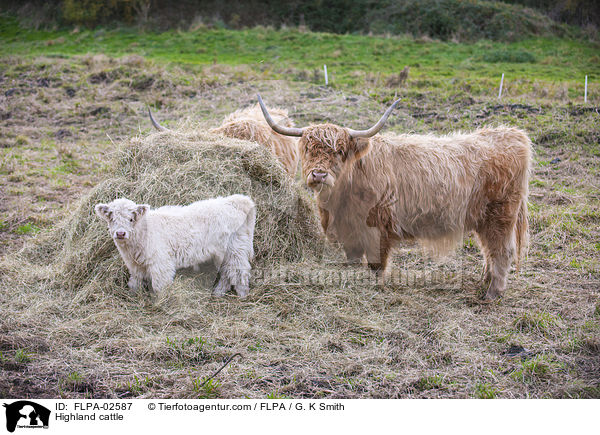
(257, 94, 400, 191)
(95, 198, 149, 242)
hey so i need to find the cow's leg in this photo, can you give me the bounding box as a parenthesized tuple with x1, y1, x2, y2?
(476, 202, 518, 300)
(476, 237, 492, 284)
(366, 231, 391, 284)
(366, 232, 391, 272)
(148, 261, 176, 293)
(344, 245, 365, 265)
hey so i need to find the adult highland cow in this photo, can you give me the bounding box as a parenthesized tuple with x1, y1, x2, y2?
(258, 95, 531, 300)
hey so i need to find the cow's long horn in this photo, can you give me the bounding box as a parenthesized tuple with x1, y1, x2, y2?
(347, 98, 402, 138)
(257, 94, 304, 137)
(147, 107, 170, 132)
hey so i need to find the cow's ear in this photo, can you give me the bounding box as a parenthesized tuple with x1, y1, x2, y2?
(347, 137, 372, 163)
(134, 204, 150, 220)
(95, 204, 111, 221)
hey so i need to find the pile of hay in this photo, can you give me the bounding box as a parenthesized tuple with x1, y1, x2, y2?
(0, 128, 332, 398)
(9, 128, 323, 298)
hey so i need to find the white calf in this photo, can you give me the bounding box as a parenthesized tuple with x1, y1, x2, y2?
(95, 195, 256, 297)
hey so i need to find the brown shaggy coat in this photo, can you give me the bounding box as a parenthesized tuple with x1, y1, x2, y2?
(212, 104, 299, 176)
(299, 125, 531, 300)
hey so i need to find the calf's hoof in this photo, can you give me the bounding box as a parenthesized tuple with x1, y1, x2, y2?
(234, 285, 249, 299)
(213, 279, 231, 297)
(128, 277, 143, 291)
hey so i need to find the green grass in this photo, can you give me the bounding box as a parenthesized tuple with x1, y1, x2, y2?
(15, 223, 40, 235)
(511, 355, 563, 384)
(414, 375, 444, 391)
(50, 159, 79, 175)
(59, 371, 87, 392)
(66, 371, 83, 383)
(513, 312, 563, 335)
(266, 391, 289, 399)
(14, 135, 31, 145)
(119, 375, 156, 397)
(481, 49, 536, 63)
(474, 382, 499, 399)
(14, 348, 31, 364)
(1, 14, 598, 97)
(166, 336, 208, 366)
(192, 378, 220, 398)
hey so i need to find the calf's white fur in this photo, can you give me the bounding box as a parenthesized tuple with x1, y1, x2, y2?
(95, 195, 256, 297)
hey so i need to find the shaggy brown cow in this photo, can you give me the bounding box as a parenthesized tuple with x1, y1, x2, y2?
(148, 105, 299, 176)
(258, 95, 531, 300)
(211, 104, 299, 176)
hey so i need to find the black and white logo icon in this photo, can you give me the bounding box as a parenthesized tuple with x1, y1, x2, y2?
(3, 401, 50, 433)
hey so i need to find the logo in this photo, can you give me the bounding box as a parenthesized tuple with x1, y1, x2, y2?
(3, 401, 50, 433)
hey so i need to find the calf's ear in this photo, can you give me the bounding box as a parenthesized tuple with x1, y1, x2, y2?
(134, 204, 150, 220)
(95, 204, 111, 221)
(347, 137, 372, 163)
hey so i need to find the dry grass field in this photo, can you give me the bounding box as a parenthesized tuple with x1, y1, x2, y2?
(0, 53, 599, 399)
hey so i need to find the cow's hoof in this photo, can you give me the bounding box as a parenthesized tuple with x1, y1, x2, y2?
(483, 288, 502, 301)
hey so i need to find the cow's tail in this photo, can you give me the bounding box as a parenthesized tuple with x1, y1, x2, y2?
(514, 198, 528, 273)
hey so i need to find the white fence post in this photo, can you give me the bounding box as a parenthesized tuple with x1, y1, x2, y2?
(324, 64, 328, 86)
(584, 75, 588, 103)
(498, 73, 504, 99)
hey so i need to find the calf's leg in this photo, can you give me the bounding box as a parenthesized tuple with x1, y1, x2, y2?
(127, 265, 146, 290)
(148, 261, 176, 293)
(214, 232, 252, 298)
(213, 275, 232, 297)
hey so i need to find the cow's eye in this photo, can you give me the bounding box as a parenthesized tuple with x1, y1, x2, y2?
(129, 217, 135, 222)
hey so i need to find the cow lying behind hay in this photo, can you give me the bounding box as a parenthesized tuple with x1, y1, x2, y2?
(210, 104, 299, 176)
(258, 95, 531, 300)
(148, 104, 299, 176)
(95, 195, 256, 297)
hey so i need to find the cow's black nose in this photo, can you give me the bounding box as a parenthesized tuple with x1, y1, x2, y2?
(312, 171, 328, 183)
(116, 231, 126, 239)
